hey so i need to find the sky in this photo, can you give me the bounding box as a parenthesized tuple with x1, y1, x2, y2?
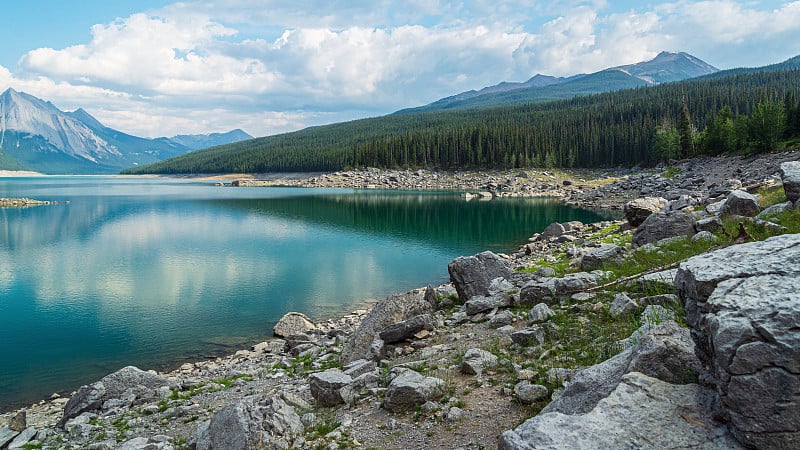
(1, 1, 799, 138)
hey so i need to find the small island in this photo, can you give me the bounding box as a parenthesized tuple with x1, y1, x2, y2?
(0, 198, 58, 208)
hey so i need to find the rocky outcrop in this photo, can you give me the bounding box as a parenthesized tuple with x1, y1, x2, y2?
(541, 319, 701, 416)
(623, 197, 667, 226)
(59, 366, 174, 427)
(499, 372, 742, 450)
(632, 210, 696, 247)
(273, 312, 317, 338)
(676, 233, 800, 449)
(192, 394, 303, 450)
(340, 290, 432, 364)
(780, 161, 800, 204)
(447, 251, 513, 301)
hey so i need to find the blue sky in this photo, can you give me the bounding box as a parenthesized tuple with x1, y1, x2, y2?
(1, 1, 799, 138)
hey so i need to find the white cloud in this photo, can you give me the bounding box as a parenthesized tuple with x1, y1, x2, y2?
(3, 1, 800, 138)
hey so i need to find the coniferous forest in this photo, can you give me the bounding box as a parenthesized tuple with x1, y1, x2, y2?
(122, 64, 800, 175)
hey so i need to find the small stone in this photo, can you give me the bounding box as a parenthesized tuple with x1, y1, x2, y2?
(461, 348, 499, 375)
(514, 381, 549, 404)
(610, 293, 638, 317)
(528, 303, 555, 323)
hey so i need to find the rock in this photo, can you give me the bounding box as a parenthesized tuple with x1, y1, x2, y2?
(541, 222, 566, 239)
(423, 285, 438, 309)
(340, 290, 432, 364)
(632, 211, 696, 247)
(709, 178, 743, 198)
(514, 382, 549, 404)
(464, 295, 507, 316)
(580, 244, 624, 271)
(0, 428, 20, 449)
(383, 370, 445, 413)
(780, 161, 800, 203)
(460, 348, 499, 375)
(489, 310, 514, 327)
(542, 320, 701, 416)
(378, 314, 434, 344)
(308, 369, 354, 407)
(638, 268, 677, 291)
(8, 410, 26, 432)
(499, 372, 742, 450)
(273, 312, 317, 337)
(343, 359, 377, 379)
(609, 292, 637, 317)
(511, 326, 546, 347)
(7, 427, 37, 449)
(676, 234, 800, 449)
(60, 366, 174, 427)
(719, 189, 760, 217)
(519, 279, 556, 305)
(623, 197, 667, 226)
(528, 303, 554, 323)
(638, 293, 679, 308)
(447, 251, 513, 301)
(695, 216, 723, 233)
(193, 395, 303, 450)
(553, 272, 597, 295)
(692, 230, 715, 241)
(757, 201, 793, 218)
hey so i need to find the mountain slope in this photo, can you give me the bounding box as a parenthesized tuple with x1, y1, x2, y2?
(0, 89, 250, 174)
(122, 56, 800, 175)
(398, 51, 718, 113)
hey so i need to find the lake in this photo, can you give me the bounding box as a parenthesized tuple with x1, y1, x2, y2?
(0, 176, 610, 411)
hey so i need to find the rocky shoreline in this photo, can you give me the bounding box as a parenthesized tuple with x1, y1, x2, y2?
(1, 150, 799, 449)
(0, 198, 58, 208)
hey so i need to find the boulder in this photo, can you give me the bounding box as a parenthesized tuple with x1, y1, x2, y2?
(632, 211, 696, 247)
(464, 295, 508, 316)
(695, 216, 723, 233)
(609, 292, 637, 317)
(499, 372, 742, 450)
(709, 178, 743, 198)
(447, 251, 513, 301)
(780, 161, 800, 203)
(340, 290, 432, 364)
(514, 382, 549, 404)
(7, 427, 37, 449)
(511, 326, 546, 347)
(308, 369, 354, 407)
(528, 303, 554, 323)
(460, 348, 499, 375)
(273, 312, 317, 338)
(757, 201, 793, 219)
(542, 320, 701, 416)
(541, 222, 566, 239)
(192, 394, 303, 450)
(384, 369, 445, 413)
(676, 234, 800, 449)
(580, 244, 624, 271)
(0, 429, 19, 449)
(553, 272, 597, 295)
(378, 314, 434, 344)
(719, 189, 760, 217)
(519, 279, 556, 305)
(59, 366, 174, 427)
(623, 197, 667, 226)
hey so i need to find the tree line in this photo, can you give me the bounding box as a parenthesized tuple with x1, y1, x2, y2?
(122, 68, 800, 175)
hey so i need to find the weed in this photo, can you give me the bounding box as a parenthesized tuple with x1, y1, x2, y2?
(212, 373, 253, 389)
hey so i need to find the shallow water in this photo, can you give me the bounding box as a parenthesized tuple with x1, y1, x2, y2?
(0, 176, 610, 411)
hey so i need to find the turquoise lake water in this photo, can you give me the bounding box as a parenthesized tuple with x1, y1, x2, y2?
(0, 176, 610, 411)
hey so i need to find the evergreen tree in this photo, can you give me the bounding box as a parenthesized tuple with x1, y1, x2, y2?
(748, 99, 786, 152)
(678, 97, 694, 157)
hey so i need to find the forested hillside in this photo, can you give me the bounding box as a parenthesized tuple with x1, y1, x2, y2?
(122, 64, 800, 175)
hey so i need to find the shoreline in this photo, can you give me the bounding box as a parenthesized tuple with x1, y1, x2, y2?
(1, 150, 798, 448)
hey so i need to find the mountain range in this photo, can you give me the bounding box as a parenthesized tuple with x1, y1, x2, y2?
(396, 51, 719, 113)
(0, 89, 252, 174)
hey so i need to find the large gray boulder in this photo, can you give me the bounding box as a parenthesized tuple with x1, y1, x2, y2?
(308, 369, 354, 407)
(447, 251, 513, 301)
(676, 233, 800, 449)
(542, 319, 701, 416)
(383, 369, 445, 413)
(59, 366, 174, 427)
(518, 279, 556, 305)
(273, 312, 317, 338)
(499, 372, 742, 449)
(460, 348, 499, 375)
(553, 272, 597, 295)
(378, 313, 434, 344)
(781, 161, 800, 204)
(719, 189, 760, 217)
(192, 394, 303, 450)
(580, 244, 624, 271)
(623, 197, 667, 226)
(632, 211, 696, 247)
(340, 290, 432, 364)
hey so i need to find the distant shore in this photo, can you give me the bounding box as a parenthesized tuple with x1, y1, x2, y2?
(0, 170, 44, 177)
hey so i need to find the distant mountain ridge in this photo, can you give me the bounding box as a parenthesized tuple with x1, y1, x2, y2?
(0, 88, 252, 174)
(397, 51, 719, 113)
